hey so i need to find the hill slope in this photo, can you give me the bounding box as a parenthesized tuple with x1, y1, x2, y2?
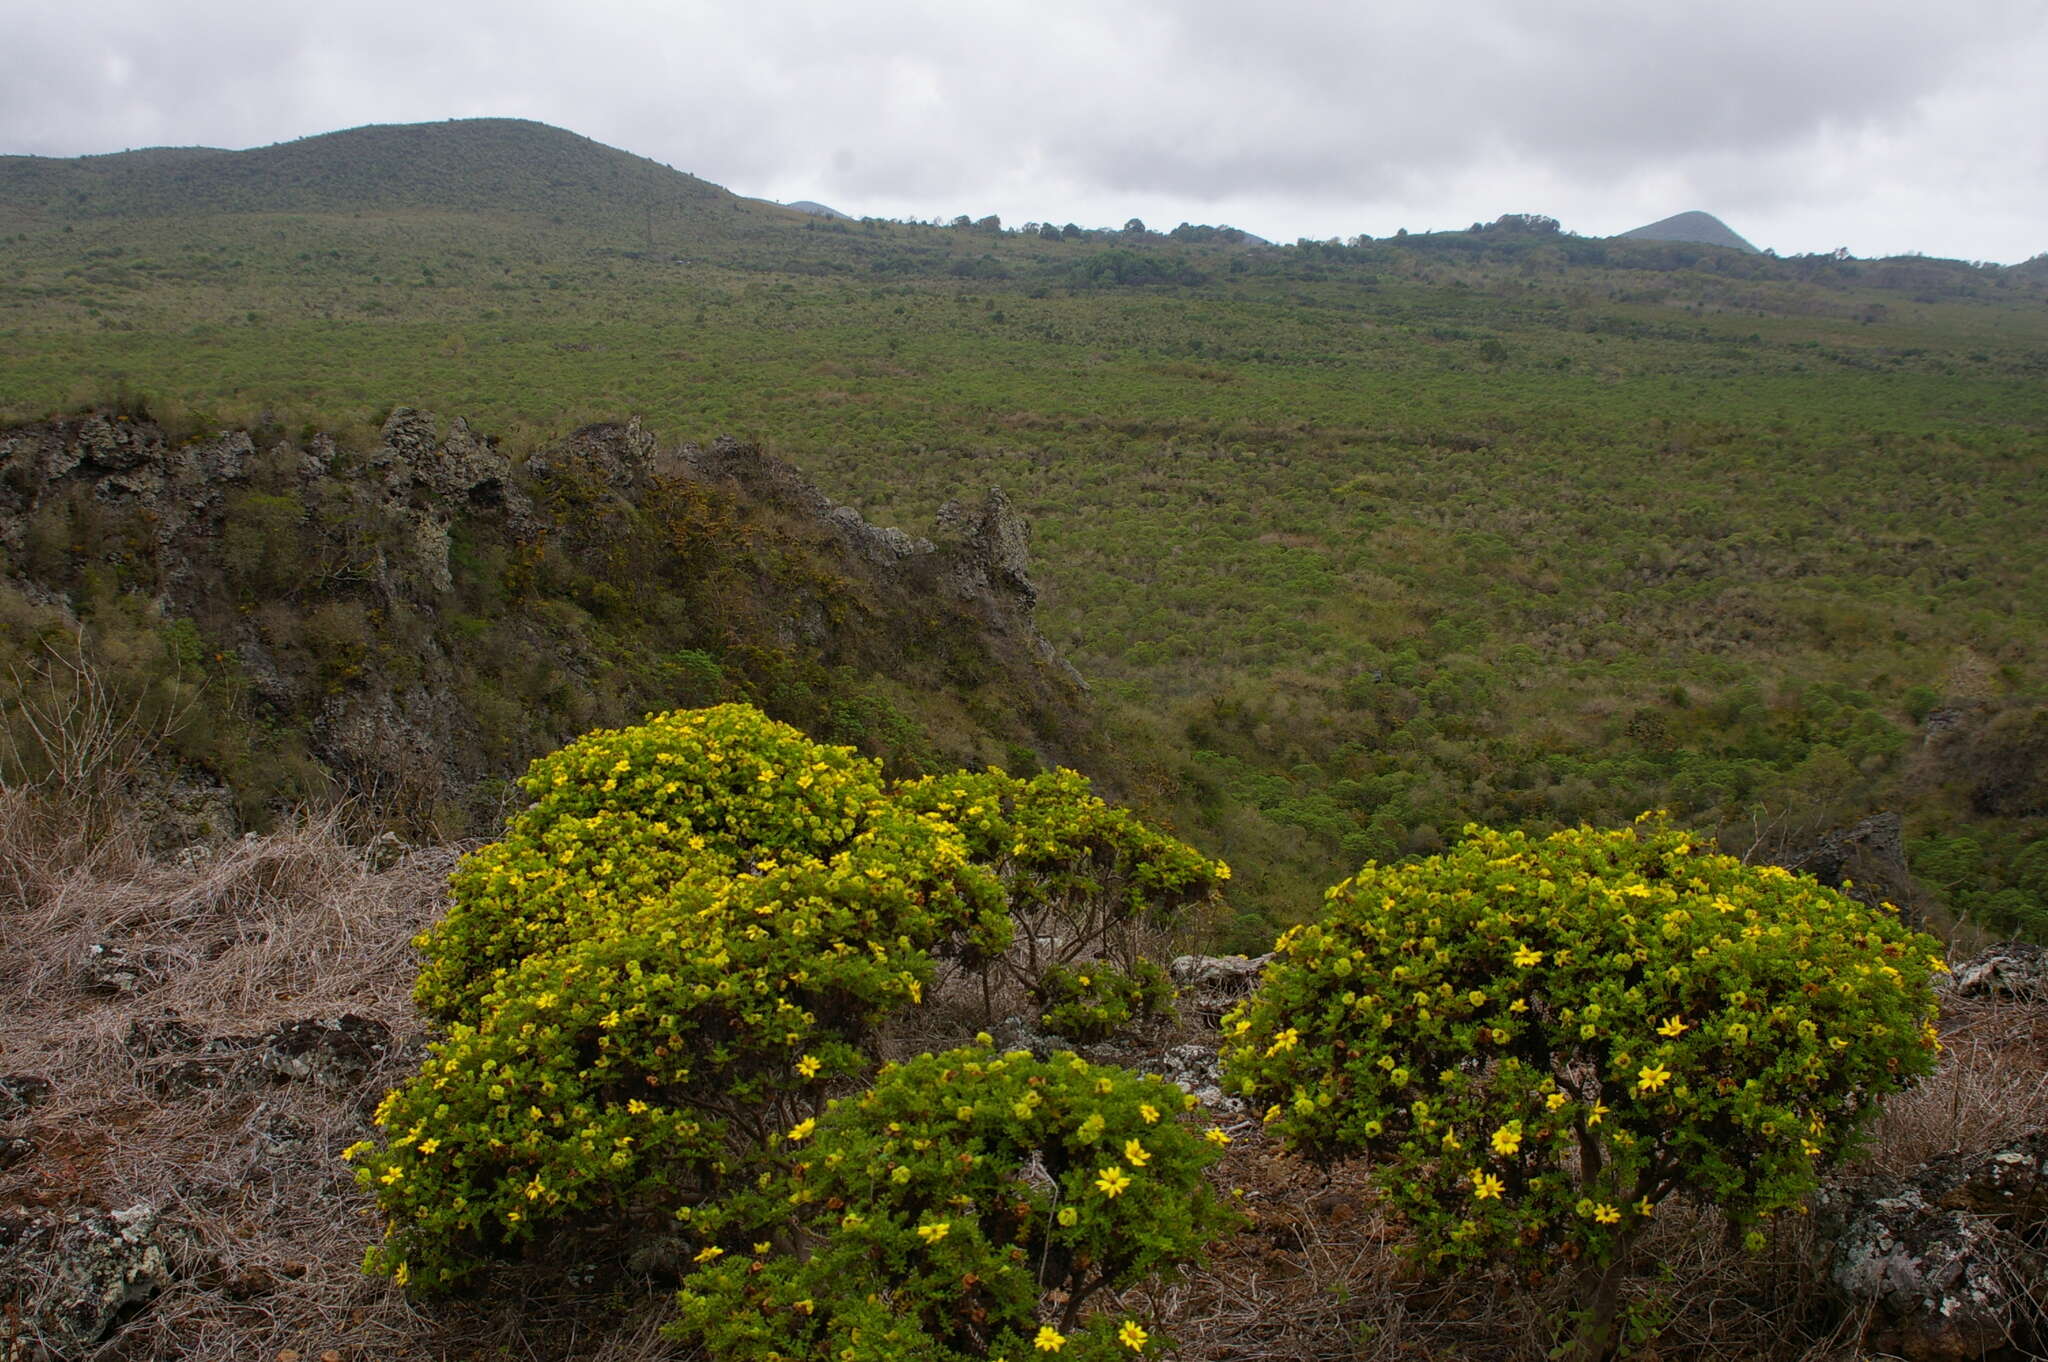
(0, 118, 751, 222)
(1617, 209, 1760, 253)
(0, 408, 1104, 837)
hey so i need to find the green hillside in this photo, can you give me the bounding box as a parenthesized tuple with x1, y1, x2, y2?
(1618, 209, 1761, 253)
(0, 118, 737, 221)
(2, 118, 2046, 940)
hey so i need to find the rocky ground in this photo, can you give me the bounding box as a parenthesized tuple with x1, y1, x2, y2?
(2, 803, 2044, 1361)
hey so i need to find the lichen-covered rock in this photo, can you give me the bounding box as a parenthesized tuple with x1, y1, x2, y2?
(120, 1014, 393, 1097)
(0, 1204, 176, 1361)
(1948, 943, 2048, 1002)
(246, 1103, 316, 1157)
(0, 1074, 52, 1119)
(258, 1014, 392, 1090)
(1142, 1042, 1246, 1115)
(1171, 952, 1271, 1025)
(1818, 1129, 2047, 1360)
(78, 944, 168, 996)
(363, 829, 411, 872)
(990, 1013, 1062, 1060)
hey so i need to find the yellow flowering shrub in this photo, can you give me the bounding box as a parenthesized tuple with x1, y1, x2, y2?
(670, 1042, 1235, 1361)
(893, 769, 1229, 994)
(352, 707, 1009, 1288)
(1033, 959, 1175, 1044)
(351, 706, 1223, 1293)
(1221, 819, 1944, 1360)
(412, 705, 968, 1022)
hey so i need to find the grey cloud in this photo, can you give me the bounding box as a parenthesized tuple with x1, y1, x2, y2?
(1, 0, 2043, 260)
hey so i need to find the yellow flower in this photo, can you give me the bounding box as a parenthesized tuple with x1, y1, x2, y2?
(1265, 1028, 1300, 1057)
(1118, 1319, 1149, 1351)
(787, 1118, 817, 1141)
(1035, 1324, 1067, 1352)
(1204, 1128, 1231, 1145)
(1056, 1206, 1078, 1226)
(1635, 1196, 1656, 1217)
(917, 1221, 951, 1244)
(1593, 1204, 1621, 1224)
(796, 1054, 822, 1079)
(1636, 1064, 1672, 1093)
(1586, 1102, 1611, 1126)
(1096, 1165, 1133, 1198)
(1656, 1014, 1689, 1038)
(1124, 1139, 1151, 1166)
(1490, 1123, 1522, 1156)
(693, 1245, 723, 1263)
(417, 1137, 440, 1154)
(1138, 1103, 1160, 1124)
(1546, 1093, 1568, 1112)
(1512, 945, 1543, 968)
(1471, 1170, 1505, 1200)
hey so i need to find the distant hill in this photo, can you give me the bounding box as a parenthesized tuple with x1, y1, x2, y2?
(1617, 210, 1760, 254)
(0, 118, 741, 221)
(784, 199, 853, 220)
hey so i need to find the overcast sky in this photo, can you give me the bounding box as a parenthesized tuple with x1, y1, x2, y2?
(6, 0, 2045, 263)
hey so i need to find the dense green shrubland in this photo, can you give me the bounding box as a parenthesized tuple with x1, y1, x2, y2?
(3, 135, 2044, 934)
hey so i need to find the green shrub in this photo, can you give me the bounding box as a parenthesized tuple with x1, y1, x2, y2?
(1034, 959, 1175, 1043)
(671, 1043, 1237, 1360)
(1221, 817, 1944, 1361)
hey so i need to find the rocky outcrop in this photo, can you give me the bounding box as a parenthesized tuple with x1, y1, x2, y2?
(0, 409, 1103, 831)
(1949, 943, 2048, 1002)
(1779, 812, 1921, 923)
(1817, 1129, 2048, 1360)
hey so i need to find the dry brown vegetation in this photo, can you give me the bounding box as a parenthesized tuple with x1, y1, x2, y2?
(1, 796, 2043, 1361)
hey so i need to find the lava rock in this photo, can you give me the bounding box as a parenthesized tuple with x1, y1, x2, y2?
(1817, 1129, 2047, 1360)
(0, 1204, 177, 1359)
(1170, 953, 1271, 1025)
(0, 1074, 52, 1119)
(79, 944, 168, 996)
(258, 1014, 392, 1089)
(1143, 1042, 1246, 1115)
(1948, 943, 2048, 1003)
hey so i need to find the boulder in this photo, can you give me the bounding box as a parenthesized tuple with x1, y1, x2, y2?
(1948, 943, 2048, 1002)
(1817, 1129, 2047, 1360)
(1142, 1042, 1247, 1116)
(1780, 812, 1920, 922)
(1171, 953, 1271, 1025)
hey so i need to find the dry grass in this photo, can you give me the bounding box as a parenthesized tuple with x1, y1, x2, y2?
(0, 795, 691, 1362)
(2, 796, 2042, 1361)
